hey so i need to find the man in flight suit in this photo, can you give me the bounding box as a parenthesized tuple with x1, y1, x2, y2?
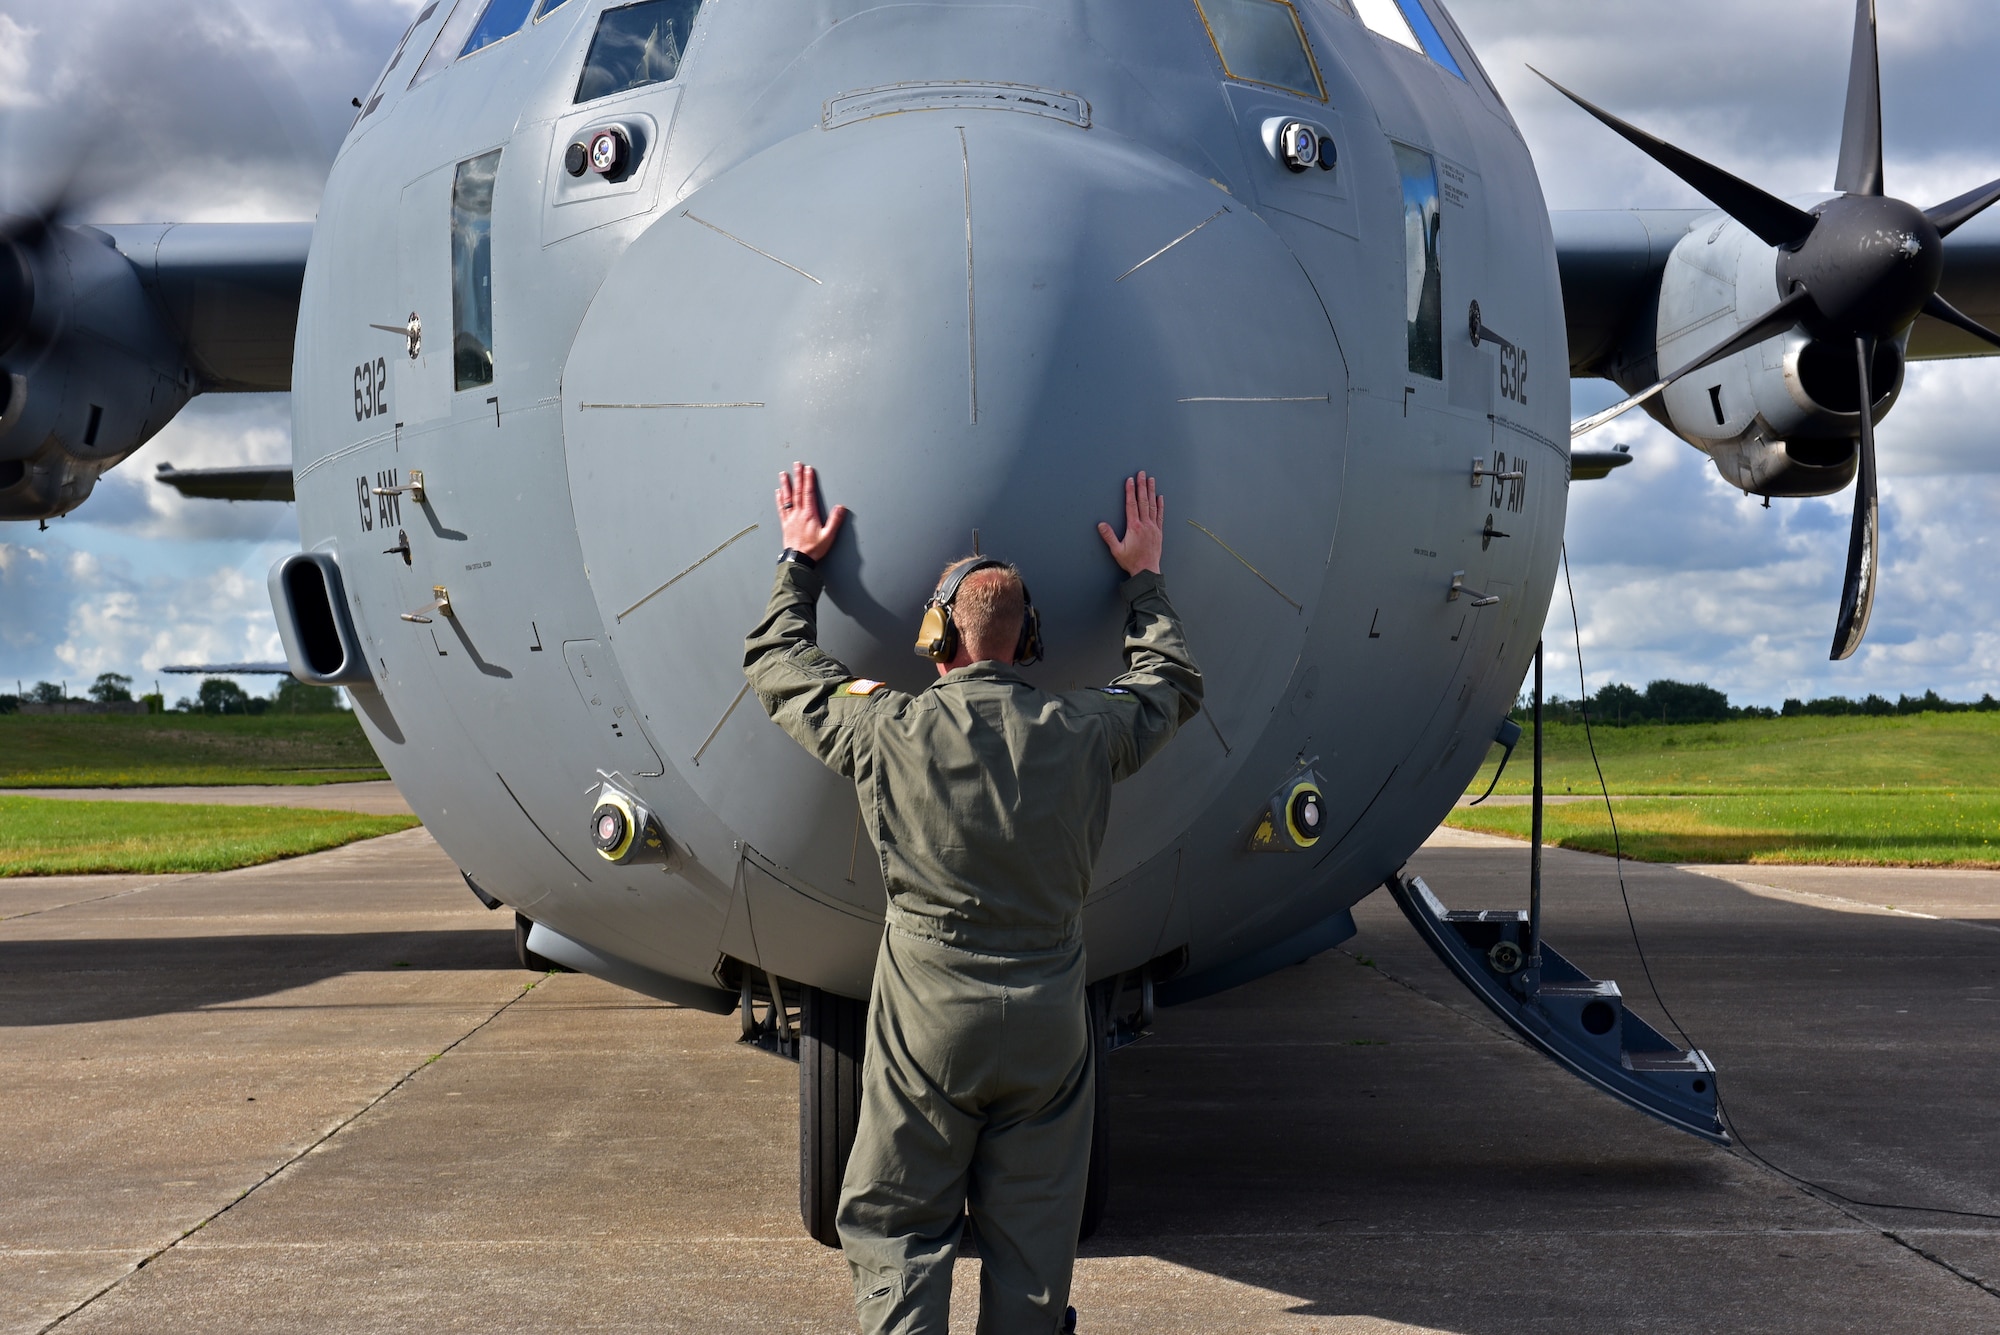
(744, 462, 1202, 1334)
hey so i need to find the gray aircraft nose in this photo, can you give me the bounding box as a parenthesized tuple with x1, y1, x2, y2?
(564, 111, 1348, 880)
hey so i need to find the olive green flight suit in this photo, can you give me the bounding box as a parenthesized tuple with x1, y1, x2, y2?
(745, 559, 1202, 1335)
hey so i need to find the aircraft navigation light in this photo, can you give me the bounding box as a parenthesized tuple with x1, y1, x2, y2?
(588, 128, 630, 177)
(1260, 117, 1335, 174)
(1281, 122, 1321, 172)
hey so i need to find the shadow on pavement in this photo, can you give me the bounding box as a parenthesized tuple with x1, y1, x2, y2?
(1071, 852, 2000, 1331)
(0, 929, 518, 1025)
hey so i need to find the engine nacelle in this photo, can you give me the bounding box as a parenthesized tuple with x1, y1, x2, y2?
(0, 223, 195, 521)
(1622, 208, 1903, 498)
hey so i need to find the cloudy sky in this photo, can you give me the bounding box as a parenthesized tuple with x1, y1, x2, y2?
(1, 0, 1996, 706)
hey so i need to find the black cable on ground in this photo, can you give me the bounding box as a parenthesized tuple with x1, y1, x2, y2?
(1557, 543, 2000, 1226)
(1557, 544, 1690, 1047)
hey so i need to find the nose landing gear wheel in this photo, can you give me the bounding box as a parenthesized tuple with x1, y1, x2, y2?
(513, 912, 570, 973)
(1079, 983, 1112, 1243)
(799, 984, 867, 1248)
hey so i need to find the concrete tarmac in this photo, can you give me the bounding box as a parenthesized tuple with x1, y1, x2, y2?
(6, 782, 414, 816)
(4, 826, 1998, 1333)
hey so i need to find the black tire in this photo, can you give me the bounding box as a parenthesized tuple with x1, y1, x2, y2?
(514, 913, 569, 972)
(1078, 984, 1112, 1242)
(800, 985, 867, 1248)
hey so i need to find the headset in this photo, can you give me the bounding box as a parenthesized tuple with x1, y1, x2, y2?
(914, 557, 1043, 666)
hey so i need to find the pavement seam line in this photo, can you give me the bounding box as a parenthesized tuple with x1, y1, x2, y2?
(1336, 945, 1519, 1045)
(1688, 870, 2000, 935)
(1729, 1157, 2000, 1302)
(1, 878, 179, 922)
(32, 974, 546, 1334)
(1350, 930, 2000, 1302)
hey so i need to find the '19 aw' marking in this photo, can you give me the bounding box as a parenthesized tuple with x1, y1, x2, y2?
(358, 470, 404, 531)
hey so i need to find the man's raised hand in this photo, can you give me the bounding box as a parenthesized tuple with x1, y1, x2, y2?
(1097, 471, 1165, 577)
(776, 462, 849, 561)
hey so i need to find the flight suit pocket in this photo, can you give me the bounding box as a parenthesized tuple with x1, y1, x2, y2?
(852, 1263, 904, 1316)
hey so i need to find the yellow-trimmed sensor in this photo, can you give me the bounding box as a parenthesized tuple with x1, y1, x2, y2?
(591, 792, 638, 862)
(1248, 768, 1328, 852)
(1283, 779, 1325, 847)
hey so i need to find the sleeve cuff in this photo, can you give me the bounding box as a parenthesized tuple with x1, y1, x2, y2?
(1120, 569, 1165, 603)
(777, 560, 825, 597)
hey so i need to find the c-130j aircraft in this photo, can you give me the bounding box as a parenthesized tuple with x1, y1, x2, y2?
(6, 0, 1999, 1243)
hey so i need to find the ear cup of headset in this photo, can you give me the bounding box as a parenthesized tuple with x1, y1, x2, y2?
(1015, 602, 1043, 666)
(915, 603, 956, 662)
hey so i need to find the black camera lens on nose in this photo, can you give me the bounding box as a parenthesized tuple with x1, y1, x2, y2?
(564, 142, 589, 177)
(591, 803, 628, 852)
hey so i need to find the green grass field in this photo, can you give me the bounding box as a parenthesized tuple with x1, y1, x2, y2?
(1464, 711, 2000, 796)
(0, 714, 388, 788)
(1446, 793, 2000, 868)
(1450, 712, 2000, 867)
(0, 797, 420, 877)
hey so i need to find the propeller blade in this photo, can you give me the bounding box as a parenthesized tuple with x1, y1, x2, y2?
(1834, 0, 1885, 197)
(1926, 175, 2000, 238)
(0, 240, 30, 358)
(1830, 336, 1880, 661)
(1572, 288, 1814, 438)
(1532, 69, 1818, 249)
(1922, 293, 2000, 352)
(0, 157, 107, 361)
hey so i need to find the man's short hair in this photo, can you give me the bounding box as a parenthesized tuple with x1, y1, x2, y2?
(940, 560, 1026, 661)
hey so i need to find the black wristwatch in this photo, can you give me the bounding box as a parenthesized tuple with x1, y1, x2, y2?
(778, 548, 818, 570)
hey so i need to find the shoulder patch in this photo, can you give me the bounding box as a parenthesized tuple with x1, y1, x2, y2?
(1094, 686, 1131, 695)
(843, 678, 886, 697)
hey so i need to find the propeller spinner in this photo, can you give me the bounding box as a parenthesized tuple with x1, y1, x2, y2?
(1545, 0, 2000, 660)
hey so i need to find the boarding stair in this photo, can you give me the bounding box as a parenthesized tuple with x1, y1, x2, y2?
(1384, 641, 1725, 1145)
(1384, 872, 1725, 1144)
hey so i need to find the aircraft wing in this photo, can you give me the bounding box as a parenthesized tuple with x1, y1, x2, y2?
(1554, 209, 2000, 377)
(153, 463, 295, 502)
(0, 221, 309, 519)
(95, 223, 311, 394)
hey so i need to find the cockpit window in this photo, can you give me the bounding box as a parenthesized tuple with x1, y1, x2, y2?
(1353, 0, 1466, 79)
(574, 0, 704, 104)
(411, 0, 476, 88)
(459, 0, 538, 58)
(452, 150, 501, 392)
(359, 2, 438, 119)
(1396, 144, 1444, 380)
(1193, 0, 1326, 101)
(535, 0, 575, 18)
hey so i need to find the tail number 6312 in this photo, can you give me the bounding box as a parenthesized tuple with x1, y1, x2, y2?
(1498, 344, 1528, 406)
(353, 357, 388, 422)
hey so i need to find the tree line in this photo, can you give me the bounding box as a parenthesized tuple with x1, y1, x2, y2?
(0, 674, 342, 716)
(1519, 679, 2000, 727)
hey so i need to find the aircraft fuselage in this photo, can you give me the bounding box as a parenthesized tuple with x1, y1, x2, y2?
(292, 0, 1568, 1004)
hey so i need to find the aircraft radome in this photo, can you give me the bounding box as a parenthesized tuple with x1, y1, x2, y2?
(4, 0, 1997, 1243)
